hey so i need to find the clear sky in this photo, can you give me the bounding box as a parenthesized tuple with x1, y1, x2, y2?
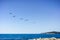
(0, 0, 60, 34)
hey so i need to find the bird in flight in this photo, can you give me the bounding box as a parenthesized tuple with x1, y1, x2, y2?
(9, 13, 12, 14)
(20, 18, 24, 20)
(13, 15, 16, 18)
(9, 13, 16, 18)
(25, 19, 29, 21)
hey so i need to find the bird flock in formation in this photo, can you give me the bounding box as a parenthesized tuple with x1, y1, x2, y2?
(9, 12, 37, 24)
(9, 12, 29, 22)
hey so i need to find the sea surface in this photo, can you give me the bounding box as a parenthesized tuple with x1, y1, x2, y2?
(0, 34, 60, 40)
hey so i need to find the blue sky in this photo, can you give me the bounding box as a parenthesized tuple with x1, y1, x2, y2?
(0, 0, 60, 34)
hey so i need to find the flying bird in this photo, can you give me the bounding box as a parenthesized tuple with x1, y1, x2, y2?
(13, 15, 16, 18)
(9, 13, 12, 14)
(20, 18, 24, 20)
(25, 19, 29, 21)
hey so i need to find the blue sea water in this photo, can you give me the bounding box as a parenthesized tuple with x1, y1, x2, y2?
(0, 34, 60, 39)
